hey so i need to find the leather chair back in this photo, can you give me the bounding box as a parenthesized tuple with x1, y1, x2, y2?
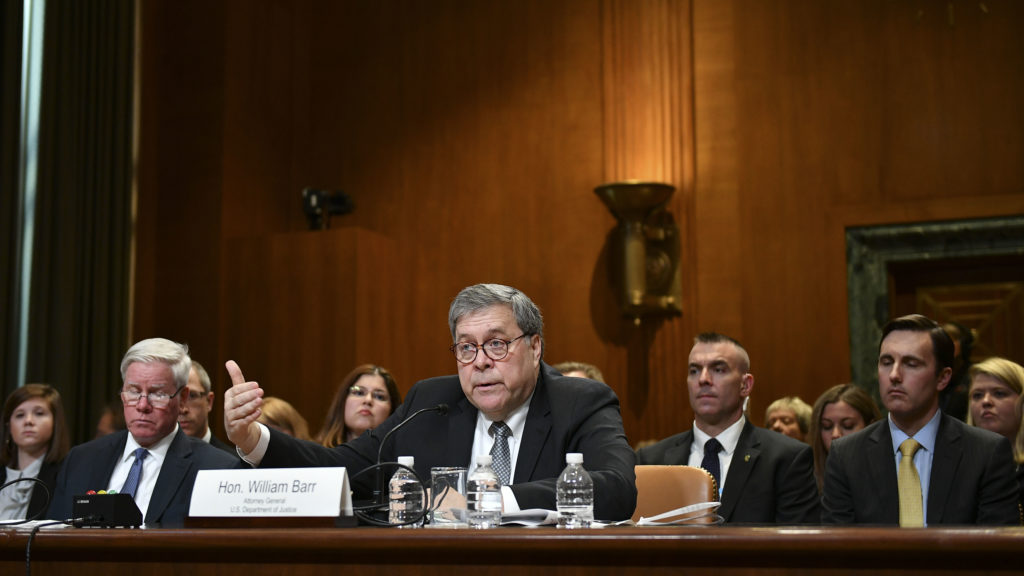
(631, 465, 718, 524)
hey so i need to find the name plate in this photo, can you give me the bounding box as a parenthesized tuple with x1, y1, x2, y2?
(188, 467, 351, 517)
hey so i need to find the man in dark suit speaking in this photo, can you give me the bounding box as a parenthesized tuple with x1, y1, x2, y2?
(225, 283, 637, 521)
(48, 339, 241, 525)
(636, 332, 820, 524)
(822, 314, 1019, 525)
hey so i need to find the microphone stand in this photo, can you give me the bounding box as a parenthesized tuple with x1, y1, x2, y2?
(372, 404, 449, 512)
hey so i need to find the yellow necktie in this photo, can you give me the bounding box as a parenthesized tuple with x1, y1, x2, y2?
(898, 438, 923, 527)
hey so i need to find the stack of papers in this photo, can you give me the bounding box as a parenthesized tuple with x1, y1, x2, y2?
(636, 501, 721, 525)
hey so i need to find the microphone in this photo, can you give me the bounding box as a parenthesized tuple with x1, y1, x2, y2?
(373, 404, 449, 505)
(376, 403, 449, 466)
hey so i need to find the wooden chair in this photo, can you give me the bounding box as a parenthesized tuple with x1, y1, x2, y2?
(631, 465, 718, 524)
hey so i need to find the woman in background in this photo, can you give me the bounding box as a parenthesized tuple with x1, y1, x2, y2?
(1015, 394, 1024, 513)
(0, 384, 71, 520)
(808, 384, 881, 494)
(258, 397, 313, 441)
(317, 364, 400, 447)
(969, 358, 1024, 516)
(764, 396, 812, 442)
(966, 357, 1023, 458)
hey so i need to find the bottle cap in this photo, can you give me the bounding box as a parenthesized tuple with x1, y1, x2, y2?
(566, 452, 583, 464)
(397, 456, 415, 467)
(477, 454, 493, 466)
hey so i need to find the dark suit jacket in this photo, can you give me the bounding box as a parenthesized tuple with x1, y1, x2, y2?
(260, 363, 638, 520)
(48, 429, 241, 525)
(635, 421, 820, 524)
(209, 434, 239, 457)
(822, 414, 1020, 525)
(1017, 464, 1023, 517)
(0, 459, 61, 520)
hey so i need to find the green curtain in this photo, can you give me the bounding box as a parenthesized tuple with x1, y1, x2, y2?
(24, 0, 135, 444)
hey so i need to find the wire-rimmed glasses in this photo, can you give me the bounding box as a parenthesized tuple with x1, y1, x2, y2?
(450, 333, 532, 364)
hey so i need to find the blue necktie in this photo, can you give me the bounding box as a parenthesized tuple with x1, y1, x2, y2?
(489, 421, 512, 486)
(701, 438, 722, 495)
(120, 448, 149, 497)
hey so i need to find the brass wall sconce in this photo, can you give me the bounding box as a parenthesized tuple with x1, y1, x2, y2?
(594, 182, 682, 325)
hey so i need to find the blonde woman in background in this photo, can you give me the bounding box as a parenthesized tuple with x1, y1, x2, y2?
(967, 357, 1024, 517)
(258, 397, 312, 441)
(765, 396, 812, 442)
(967, 357, 1023, 458)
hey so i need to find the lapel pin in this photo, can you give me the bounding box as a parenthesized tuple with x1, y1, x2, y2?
(744, 454, 750, 462)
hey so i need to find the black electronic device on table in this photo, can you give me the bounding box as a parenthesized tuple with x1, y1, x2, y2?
(72, 492, 143, 528)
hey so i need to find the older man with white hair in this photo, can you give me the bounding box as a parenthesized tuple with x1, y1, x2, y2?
(49, 338, 240, 525)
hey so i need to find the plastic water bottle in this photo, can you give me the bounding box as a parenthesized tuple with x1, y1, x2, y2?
(466, 454, 503, 529)
(556, 452, 593, 528)
(389, 456, 423, 528)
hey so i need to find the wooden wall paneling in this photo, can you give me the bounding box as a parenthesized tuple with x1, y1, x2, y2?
(878, 0, 1024, 199)
(692, 0, 1024, 424)
(691, 0, 748, 425)
(220, 0, 299, 239)
(916, 282, 1024, 363)
(823, 0, 1024, 407)
(691, 0, 743, 341)
(135, 0, 226, 370)
(728, 1, 846, 419)
(221, 229, 393, 434)
(600, 0, 696, 443)
(136, 0, 1024, 448)
(214, 0, 636, 433)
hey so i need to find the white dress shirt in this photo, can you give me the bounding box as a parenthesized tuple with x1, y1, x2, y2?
(688, 416, 747, 497)
(0, 454, 44, 520)
(888, 409, 941, 526)
(107, 425, 180, 522)
(469, 396, 531, 512)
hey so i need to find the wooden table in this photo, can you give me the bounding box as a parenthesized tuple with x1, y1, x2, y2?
(2, 525, 1022, 576)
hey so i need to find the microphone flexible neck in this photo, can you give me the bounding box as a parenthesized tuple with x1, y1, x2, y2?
(376, 404, 448, 466)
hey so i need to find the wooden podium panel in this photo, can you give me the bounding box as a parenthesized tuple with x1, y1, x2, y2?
(3, 526, 1022, 576)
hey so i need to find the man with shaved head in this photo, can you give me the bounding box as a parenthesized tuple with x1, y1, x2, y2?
(637, 332, 819, 524)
